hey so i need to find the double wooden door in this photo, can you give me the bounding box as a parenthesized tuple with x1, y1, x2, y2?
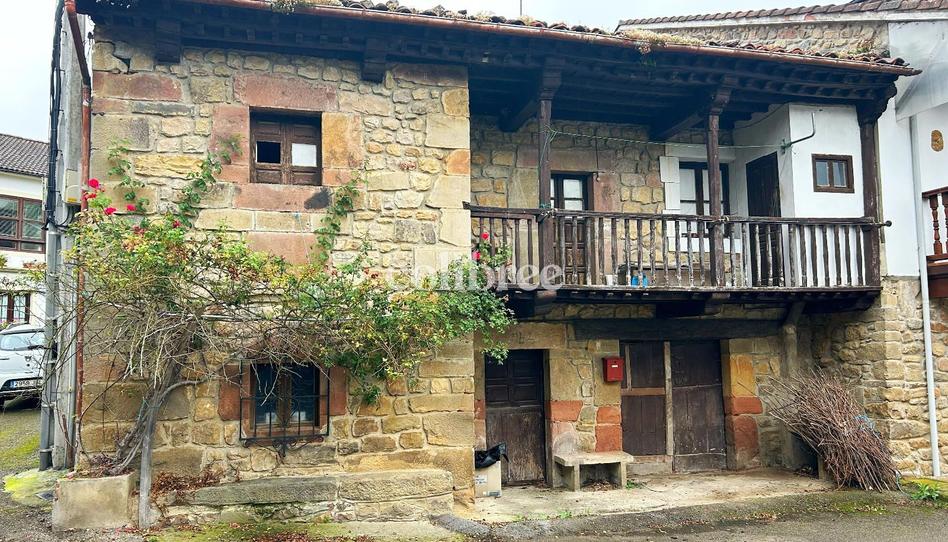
(485, 350, 546, 485)
(621, 341, 726, 472)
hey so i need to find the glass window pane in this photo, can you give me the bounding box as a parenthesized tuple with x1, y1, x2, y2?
(563, 199, 584, 211)
(0, 296, 8, 323)
(290, 366, 317, 423)
(256, 141, 281, 164)
(0, 219, 16, 237)
(815, 160, 830, 187)
(23, 222, 42, 241)
(678, 169, 696, 199)
(562, 178, 584, 199)
(832, 161, 848, 188)
(21, 242, 44, 253)
(291, 143, 318, 168)
(0, 199, 16, 218)
(254, 365, 279, 425)
(680, 201, 698, 215)
(22, 201, 41, 221)
(12, 295, 27, 322)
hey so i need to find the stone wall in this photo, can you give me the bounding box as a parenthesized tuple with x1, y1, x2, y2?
(629, 21, 889, 56)
(80, 24, 480, 511)
(801, 277, 948, 476)
(470, 117, 664, 213)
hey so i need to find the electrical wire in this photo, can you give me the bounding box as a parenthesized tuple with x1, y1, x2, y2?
(548, 129, 787, 150)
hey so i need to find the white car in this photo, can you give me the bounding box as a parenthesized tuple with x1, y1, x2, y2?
(0, 325, 45, 408)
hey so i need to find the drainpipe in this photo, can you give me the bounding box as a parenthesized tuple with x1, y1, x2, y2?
(910, 115, 942, 477)
(65, 0, 92, 469)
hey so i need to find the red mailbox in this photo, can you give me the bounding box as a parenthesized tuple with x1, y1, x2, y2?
(603, 357, 624, 383)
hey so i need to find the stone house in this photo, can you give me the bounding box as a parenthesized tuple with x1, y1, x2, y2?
(46, 0, 941, 524)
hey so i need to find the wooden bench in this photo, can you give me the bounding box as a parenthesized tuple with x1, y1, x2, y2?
(553, 451, 634, 491)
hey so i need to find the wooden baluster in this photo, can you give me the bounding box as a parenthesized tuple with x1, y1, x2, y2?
(557, 215, 565, 275)
(764, 224, 773, 286)
(832, 224, 842, 286)
(662, 218, 669, 286)
(636, 218, 644, 286)
(598, 217, 606, 285)
(489, 218, 497, 260)
(674, 220, 682, 287)
(777, 224, 786, 287)
(799, 224, 808, 288)
(728, 222, 737, 288)
(809, 226, 819, 287)
(844, 225, 853, 286)
(624, 218, 631, 287)
(787, 224, 796, 288)
(942, 192, 948, 255)
(739, 222, 749, 288)
(931, 194, 944, 256)
(685, 220, 694, 287)
(855, 225, 864, 286)
(587, 217, 596, 285)
(821, 224, 830, 287)
(478, 217, 485, 244)
(698, 219, 706, 287)
(611, 217, 618, 284)
(749, 223, 759, 287)
(513, 218, 521, 284)
(528, 216, 536, 279)
(571, 215, 579, 285)
(649, 218, 656, 282)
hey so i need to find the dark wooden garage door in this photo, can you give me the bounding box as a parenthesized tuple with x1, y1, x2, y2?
(621, 342, 667, 456)
(671, 341, 727, 472)
(485, 350, 546, 485)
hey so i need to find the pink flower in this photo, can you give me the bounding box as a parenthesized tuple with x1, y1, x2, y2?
(104, 207, 116, 216)
(126, 204, 137, 212)
(481, 232, 490, 240)
(472, 250, 481, 261)
(172, 220, 181, 228)
(87, 178, 100, 189)
(82, 192, 97, 201)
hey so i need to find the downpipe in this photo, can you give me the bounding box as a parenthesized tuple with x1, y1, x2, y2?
(910, 116, 942, 477)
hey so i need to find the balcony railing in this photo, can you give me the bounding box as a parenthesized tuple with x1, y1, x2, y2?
(471, 206, 883, 292)
(924, 185, 948, 266)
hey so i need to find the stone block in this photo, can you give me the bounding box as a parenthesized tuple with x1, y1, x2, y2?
(80, 423, 133, 453)
(352, 418, 380, 437)
(727, 415, 760, 461)
(339, 92, 394, 116)
(724, 396, 764, 415)
(322, 113, 364, 169)
(153, 446, 205, 476)
(423, 412, 475, 446)
(254, 211, 309, 232)
(91, 115, 156, 152)
(408, 394, 474, 413)
(548, 400, 584, 422)
(724, 353, 757, 397)
(190, 477, 338, 506)
(235, 74, 337, 112)
(445, 149, 471, 175)
(361, 435, 398, 453)
(399, 431, 425, 449)
(595, 424, 622, 452)
(382, 415, 422, 433)
(441, 89, 469, 116)
(425, 115, 470, 149)
(338, 469, 452, 502)
(134, 154, 203, 178)
(366, 171, 411, 191)
(234, 184, 332, 212)
(195, 208, 254, 231)
(246, 232, 314, 264)
(426, 175, 471, 209)
(391, 64, 468, 87)
(53, 474, 136, 531)
(596, 405, 622, 424)
(190, 77, 229, 103)
(438, 209, 472, 247)
(211, 104, 250, 165)
(94, 72, 182, 101)
(83, 382, 144, 422)
(158, 386, 191, 421)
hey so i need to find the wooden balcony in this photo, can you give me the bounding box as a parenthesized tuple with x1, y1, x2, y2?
(924, 185, 948, 298)
(470, 205, 884, 315)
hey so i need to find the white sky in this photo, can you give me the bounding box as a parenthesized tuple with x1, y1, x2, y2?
(0, 0, 799, 142)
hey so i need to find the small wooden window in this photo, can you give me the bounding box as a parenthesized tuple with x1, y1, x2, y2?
(812, 154, 854, 193)
(251, 114, 322, 186)
(0, 293, 30, 323)
(240, 363, 330, 446)
(0, 197, 44, 253)
(550, 174, 589, 210)
(679, 162, 731, 215)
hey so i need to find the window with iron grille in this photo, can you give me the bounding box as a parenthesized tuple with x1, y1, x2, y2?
(0, 293, 30, 324)
(0, 197, 44, 253)
(240, 363, 330, 448)
(251, 113, 322, 186)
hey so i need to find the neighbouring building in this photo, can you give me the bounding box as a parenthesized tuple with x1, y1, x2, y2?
(46, 0, 943, 526)
(621, 0, 948, 477)
(0, 133, 48, 327)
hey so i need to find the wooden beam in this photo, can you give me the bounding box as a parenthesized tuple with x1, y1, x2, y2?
(537, 58, 563, 271)
(654, 85, 732, 140)
(573, 318, 783, 341)
(706, 86, 731, 288)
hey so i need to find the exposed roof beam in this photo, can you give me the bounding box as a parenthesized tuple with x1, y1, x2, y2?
(653, 83, 733, 140)
(499, 58, 563, 133)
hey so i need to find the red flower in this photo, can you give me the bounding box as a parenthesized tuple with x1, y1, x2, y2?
(481, 232, 490, 240)
(472, 250, 481, 261)
(104, 207, 116, 216)
(126, 204, 137, 212)
(82, 192, 97, 201)
(172, 220, 181, 228)
(87, 178, 100, 189)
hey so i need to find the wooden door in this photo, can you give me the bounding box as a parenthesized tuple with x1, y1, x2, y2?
(485, 350, 546, 485)
(671, 341, 726, 472)
(621, 342, 667, 456)
(746, 153, 782, 285)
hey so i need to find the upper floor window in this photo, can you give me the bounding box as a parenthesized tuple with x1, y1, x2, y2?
(0, 197, 44, 253)
(0, 293, 31, 324)
(550, 174, 589, 210)
(679, 162, 731, 215)
(812, 154, 854, 193)
(241, 363, 330, 445)
(251, 113, 321, 186)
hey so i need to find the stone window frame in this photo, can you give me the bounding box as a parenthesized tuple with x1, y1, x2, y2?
(811, 154, 854, 194)
(0, 196, 44, 253)
(239, 362, 331, 447)
(250, 112, 323, 186)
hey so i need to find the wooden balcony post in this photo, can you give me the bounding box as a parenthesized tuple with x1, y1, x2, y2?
(706, 88, 731, 287)
(537, 59, 562, 272)
(858, 113, 883, 287)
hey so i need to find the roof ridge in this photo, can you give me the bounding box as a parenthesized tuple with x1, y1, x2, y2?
(0, 133, 49, 146)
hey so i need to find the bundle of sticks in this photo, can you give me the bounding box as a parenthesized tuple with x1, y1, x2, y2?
(765, 372, 899, 491)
